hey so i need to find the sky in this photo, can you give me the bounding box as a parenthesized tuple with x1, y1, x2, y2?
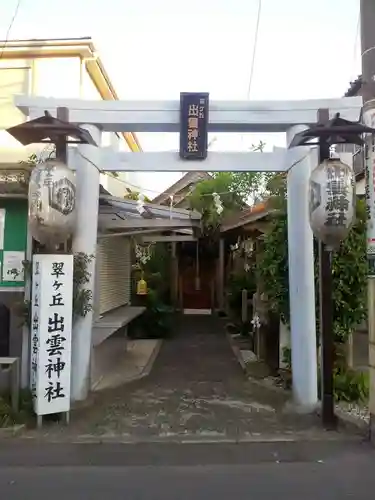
(0, 0, 362, 195)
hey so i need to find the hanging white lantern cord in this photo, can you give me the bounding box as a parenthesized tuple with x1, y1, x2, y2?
(137, 193, 145, 215)
(309, 158, 356, 251)
(212, 192, 223, 215)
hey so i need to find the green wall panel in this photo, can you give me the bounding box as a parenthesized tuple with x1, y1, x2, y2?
(0, 199, 28, 287)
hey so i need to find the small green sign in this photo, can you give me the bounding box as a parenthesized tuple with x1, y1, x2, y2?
(0, 199, 28, 287)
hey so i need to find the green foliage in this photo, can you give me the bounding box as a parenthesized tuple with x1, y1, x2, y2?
(188, 141, 274, 237)
(20, 150, 55, 169)
(0, 389, 34, 428)
(132, 242, 171, 304)
(130, 242, 174, 339)
(282, 347, 369, 403)
(0, 397, 13, 428)
(188, 172, 244, 231)
(227, 270, 257, 315)
(282, 346, 292, 370)
(210, 141, 271, 203)
(73, 252, 94, 318)
(258, 192, 368, 403)
(257, 209, 290, 323)
(331, 199, 368, 341)
(129, 288, 174, 339)
(333, 369, 369, 403)
(124, 190, 151, 202)
(258, 197, 367, 339)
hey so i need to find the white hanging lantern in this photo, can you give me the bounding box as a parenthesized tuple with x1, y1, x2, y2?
(28, 159, 77, 245)
(309, 158, 356, 250)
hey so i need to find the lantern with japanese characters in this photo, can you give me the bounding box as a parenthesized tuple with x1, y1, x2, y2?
(309, 158, 356, 250)
(28, 159, 77, 246)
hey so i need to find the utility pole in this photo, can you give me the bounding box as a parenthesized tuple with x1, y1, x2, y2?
(360, 0, 375, 442)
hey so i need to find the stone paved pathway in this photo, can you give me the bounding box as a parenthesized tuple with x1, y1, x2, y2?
(21, 315, 356, 442)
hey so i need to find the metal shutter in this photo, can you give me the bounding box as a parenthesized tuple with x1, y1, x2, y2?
(96, 236, 131, 315)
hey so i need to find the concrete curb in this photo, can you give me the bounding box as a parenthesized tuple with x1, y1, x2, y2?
(94, 339, 163, 391)
(12, 430, 362, 445)
(227, 333, 247, 372)
(72, 340, 163, 409)
(140, 339, 163, 379)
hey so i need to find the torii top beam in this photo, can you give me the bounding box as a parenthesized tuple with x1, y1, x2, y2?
(15, 95, 363, 134)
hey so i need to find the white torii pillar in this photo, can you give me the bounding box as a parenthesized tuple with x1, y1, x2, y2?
(70, 124, 102, 402)
(286, 126, 318, 412)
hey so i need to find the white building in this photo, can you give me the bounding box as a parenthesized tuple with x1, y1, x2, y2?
(0, 37, 142, 385)
(0, 37, 148, 193)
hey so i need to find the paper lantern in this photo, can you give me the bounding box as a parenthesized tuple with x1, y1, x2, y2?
(309, 158, 355, 250)
(28, 159, 77, 245)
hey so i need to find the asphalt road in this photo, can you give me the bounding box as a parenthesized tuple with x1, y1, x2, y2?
(0, 440, 374, 499)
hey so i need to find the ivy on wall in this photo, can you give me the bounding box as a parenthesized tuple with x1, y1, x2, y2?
(257, 192, 368, 402)
(258, 196, 367, 342)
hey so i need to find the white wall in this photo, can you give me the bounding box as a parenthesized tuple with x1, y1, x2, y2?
(0, 56, 82, 161)
(35, 57, 81, 98)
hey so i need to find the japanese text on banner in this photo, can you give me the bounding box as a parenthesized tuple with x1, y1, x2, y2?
(31, 254, 73, 416)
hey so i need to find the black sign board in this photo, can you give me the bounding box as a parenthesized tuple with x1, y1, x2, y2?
(179, 92, 209, 160)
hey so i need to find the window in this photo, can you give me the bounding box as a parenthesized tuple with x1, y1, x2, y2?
(0, 67, 31, 129)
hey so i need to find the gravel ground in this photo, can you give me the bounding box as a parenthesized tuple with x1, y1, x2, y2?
(336, 402, 370, 425)
(237, 344, 371, 429)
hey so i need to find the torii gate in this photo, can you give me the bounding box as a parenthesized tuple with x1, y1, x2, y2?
(15, 94, 363, 411)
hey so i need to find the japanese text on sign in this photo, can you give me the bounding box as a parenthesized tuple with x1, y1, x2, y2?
(324, 165, 349, 228)
(179, 92, 209, 160)
(187, 102, 206, 153)
(30, 254, 73, 416)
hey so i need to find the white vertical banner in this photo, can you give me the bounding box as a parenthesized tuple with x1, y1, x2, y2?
(364, 106, 375, 275)
(30, 254, 74, 416)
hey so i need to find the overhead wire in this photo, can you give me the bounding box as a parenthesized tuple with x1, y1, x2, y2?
(241, 0, 262, 147)
(0, 0, 23, 60)
(246, 0, 262, 100)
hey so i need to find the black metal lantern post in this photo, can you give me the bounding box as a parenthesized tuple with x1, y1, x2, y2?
(289, 109, 375, 428)
(6, 108, 97, 150)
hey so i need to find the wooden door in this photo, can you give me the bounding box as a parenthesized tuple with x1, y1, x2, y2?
(180, 259, 213, 310)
